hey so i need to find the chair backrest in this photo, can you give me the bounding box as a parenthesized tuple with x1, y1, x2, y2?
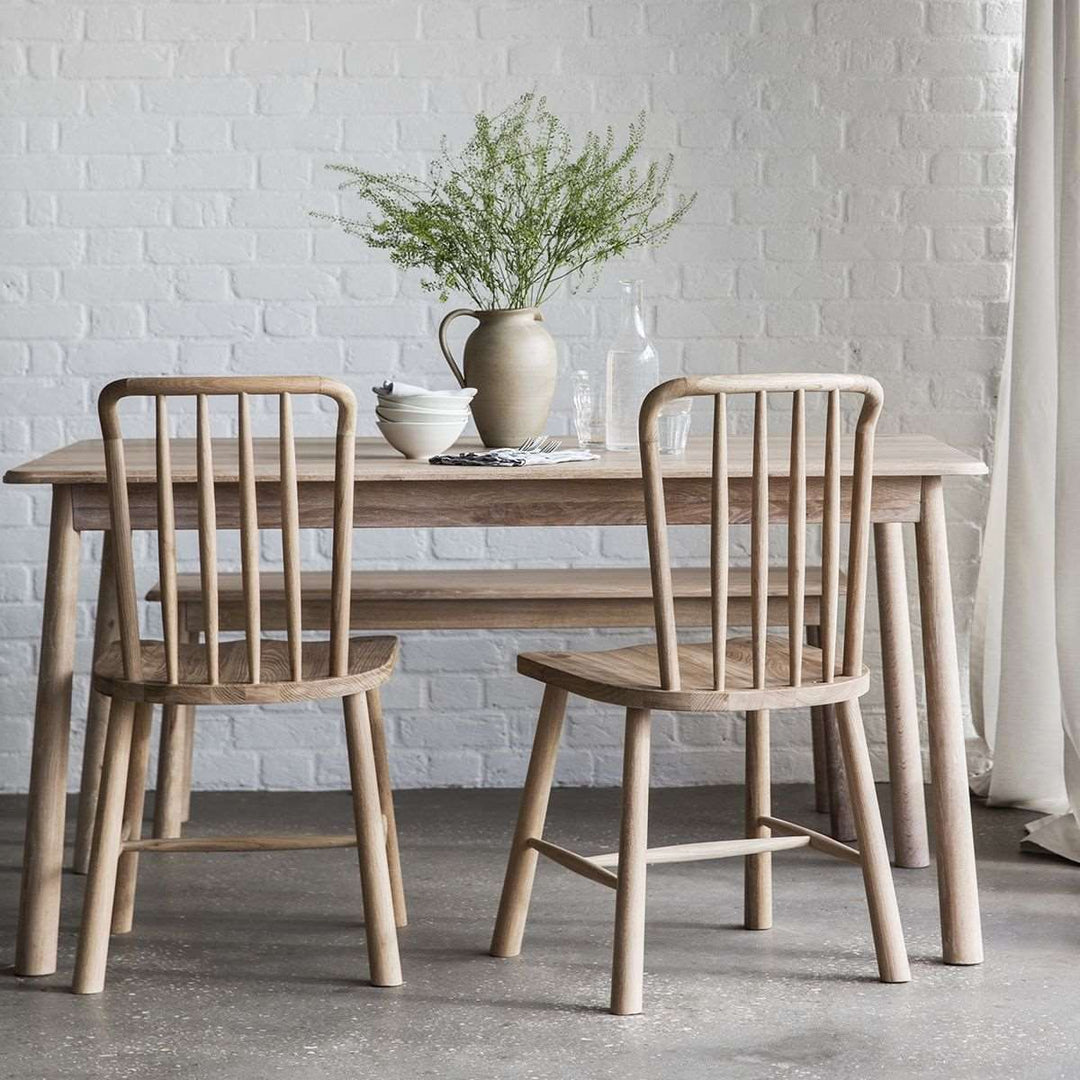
(98, 376, 357, 686)
(638, 374, 883, 692)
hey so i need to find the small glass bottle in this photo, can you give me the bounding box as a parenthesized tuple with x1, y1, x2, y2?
(605, 279, 659, 451)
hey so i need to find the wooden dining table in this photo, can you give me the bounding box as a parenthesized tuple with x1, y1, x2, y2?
(4, 433, 986, 977)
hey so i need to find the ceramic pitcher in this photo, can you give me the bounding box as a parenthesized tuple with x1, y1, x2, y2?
(438, 307, 557, 448)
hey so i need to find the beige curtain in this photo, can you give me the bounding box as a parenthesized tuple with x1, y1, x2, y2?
(970, 0, 1080, 861)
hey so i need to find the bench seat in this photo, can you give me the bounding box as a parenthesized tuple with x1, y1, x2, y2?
(149, 566, 842, 632)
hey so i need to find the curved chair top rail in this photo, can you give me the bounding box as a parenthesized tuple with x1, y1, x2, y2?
(98, 375, 358, 690)
(638, 373, 883, 694)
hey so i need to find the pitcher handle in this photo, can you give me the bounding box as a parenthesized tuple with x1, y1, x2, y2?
(437, 308, 475, 388)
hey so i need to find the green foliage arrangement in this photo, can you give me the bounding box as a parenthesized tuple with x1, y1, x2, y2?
(316, 94, 696, 310)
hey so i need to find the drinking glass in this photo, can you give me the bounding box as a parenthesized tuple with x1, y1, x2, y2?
(657, 397, 692, 455)
(571, 369, 604, 448)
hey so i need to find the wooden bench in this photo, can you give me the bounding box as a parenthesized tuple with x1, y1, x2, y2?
(138, 566, 843, 842)
(152, 565, 838, 632)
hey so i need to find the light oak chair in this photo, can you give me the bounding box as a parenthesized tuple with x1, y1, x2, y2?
(490, 374, 910, 1015)
(72, 376, 403, 995)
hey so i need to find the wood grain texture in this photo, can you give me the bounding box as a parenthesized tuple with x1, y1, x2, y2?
(490, 685, 569, 958)
(237, 393, 261, 682)
(195, 394, 220, 684)
(73, 530, 119, 877)
(759, 815, 861, 864)
(74, 377, 405, 993)
(610, 708, 651, 1016)
(744, 709, 772, 930)
(916, 476, 983, 965)
(68, 473, 927, 531)
(93, 635, 398, 705)
(873, 522, 930, 870)
(3, 433, 987, 487)
(592, 834, 808, 867)
(751, 391, 769, 689)
(73, 696, 135, 994)
(836, 697, 911, 983)
(788, 390, 806, 685)
(526, 838, 618, 889)
(343, 691, 403, 987)
(710, 394, 729, 689)
(15, 486, 81, 976)
(519, 637, 868, 712)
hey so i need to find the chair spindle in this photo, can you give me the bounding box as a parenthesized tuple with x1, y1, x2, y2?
(710, 393, 728, 691)
(279, 393, 303, 681)
(329, 396, 356, 678)
(155, 396, 179, 684)
(238, 393, 261, 683)
(195, 394, 220, 684)
(750, 390, 768, 689)
(787, 389, 806, 686)
(820, 388, 841, 684)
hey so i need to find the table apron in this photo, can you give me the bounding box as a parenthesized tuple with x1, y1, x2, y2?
(68, 475, 924, 531)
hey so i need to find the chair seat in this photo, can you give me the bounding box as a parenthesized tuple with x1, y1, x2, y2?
(93, 635, 398, 706)
(518, 637, 870, 712)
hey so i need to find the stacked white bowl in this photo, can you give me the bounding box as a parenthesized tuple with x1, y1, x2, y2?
(374, 386, 475, 459)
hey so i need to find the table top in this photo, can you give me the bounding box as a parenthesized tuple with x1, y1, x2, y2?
(3, 435, 986, 486)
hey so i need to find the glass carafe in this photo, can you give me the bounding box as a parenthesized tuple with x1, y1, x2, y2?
(605, 279, 659, 451)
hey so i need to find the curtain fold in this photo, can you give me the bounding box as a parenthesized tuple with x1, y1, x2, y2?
(970, 0, 1080, 861)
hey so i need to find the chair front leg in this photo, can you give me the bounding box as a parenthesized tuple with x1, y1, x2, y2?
(836, 697, 911, 983)
(73, 697, 136, 995)
(490, 685, 568, 959)
(610, 707, 651, 1016)
(343, 692, 403, 988)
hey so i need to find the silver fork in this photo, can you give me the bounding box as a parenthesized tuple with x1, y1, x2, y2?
(517, 435, 562, 454)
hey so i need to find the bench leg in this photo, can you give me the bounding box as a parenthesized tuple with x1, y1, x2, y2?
(367, 687, 407, 928)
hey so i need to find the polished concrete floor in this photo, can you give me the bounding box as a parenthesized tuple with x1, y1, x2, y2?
(0, 785, 1076, 1079)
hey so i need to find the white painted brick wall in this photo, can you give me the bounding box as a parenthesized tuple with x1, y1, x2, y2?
(0, 0, 1019, 793)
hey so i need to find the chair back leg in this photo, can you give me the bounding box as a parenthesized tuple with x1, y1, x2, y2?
(343, 692, 403, 987)
(111, 703, 153, 935)
(835, 698, 911, 983)
(73, 696, 136, 994)
(490, 685, 568, 958)
(744, 709, 772, 930)
(154, 702, 188, 839)
(367, 687, 407, 928)
(610, 707, 651, 1016)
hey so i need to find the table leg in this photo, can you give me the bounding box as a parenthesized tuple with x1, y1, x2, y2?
(914, 477, 983, 965)
(73, 531, 118, 875)
(874, 522, 930, 869)
(15, 487, 82, 976)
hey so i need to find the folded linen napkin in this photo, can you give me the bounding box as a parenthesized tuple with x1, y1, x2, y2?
(373, 380, 477, 399)
(429, 448, 597, 467)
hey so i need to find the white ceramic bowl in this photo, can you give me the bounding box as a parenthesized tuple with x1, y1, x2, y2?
(378, 391, 476, 411)
(377, 404, 471, 424)
(375, 396, 472, 416)
(376, 418, 468, 459)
